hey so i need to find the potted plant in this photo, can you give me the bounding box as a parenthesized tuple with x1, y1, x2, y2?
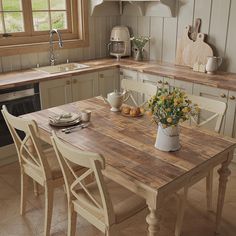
(147, 87, 199, 151)
(130, 36, 150, 61)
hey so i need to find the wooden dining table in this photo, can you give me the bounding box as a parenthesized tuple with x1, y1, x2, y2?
(23, 96, 236, 236)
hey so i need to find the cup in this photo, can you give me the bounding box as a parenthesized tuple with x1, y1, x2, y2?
(81, 110, 91, 122)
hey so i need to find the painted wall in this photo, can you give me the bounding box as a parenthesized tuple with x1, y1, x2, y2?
(121, 0, 236, 73)
(0, 14, 119, 73)
(0, 0, 236, 73)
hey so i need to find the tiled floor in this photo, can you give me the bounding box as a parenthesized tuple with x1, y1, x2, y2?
(0, 161, 236, 236)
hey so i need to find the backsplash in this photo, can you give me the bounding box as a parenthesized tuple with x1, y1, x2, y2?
(121, 0, 236, 73)
(0, 15, 120, 73)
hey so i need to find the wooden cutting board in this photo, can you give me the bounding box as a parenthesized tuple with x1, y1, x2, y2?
(183, 33, 213, 68)
(175, 25, 192, 66)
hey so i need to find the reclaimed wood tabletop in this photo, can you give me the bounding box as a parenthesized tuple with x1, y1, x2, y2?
(23, 96, 236, 236)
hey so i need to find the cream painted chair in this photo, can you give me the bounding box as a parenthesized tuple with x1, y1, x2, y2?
(121, 78, 157, 106)
(1, 105, 84, 236)
(175, 94, 227, 236)
(51, 131, 147, 236)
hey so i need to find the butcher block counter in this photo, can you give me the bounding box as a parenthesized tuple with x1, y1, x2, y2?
(1, 58, 236, 91)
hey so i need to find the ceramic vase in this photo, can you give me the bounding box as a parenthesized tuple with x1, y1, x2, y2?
(155, 124, 180, 152)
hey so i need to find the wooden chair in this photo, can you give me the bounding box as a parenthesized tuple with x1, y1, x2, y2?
(51, 131, 147, 236)
(1, 105, 84, 236)
(121, 78, 157, 106)
(175, 94, 227, 236)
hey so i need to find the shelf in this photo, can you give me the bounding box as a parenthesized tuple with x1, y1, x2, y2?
(90, 0, 176, 17)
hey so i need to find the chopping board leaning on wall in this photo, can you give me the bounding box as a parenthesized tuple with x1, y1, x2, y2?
(183, 33, 213, 68)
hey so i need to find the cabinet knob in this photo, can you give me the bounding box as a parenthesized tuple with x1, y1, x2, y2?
(99, 74, 104, 78)
(164, 81, 169, 85)
(66, 80, 70, 85)
(73, 79, 77, 84)
(158, 80, 163, 84)
(230, 95, 236, 100)
(220, 93, 226, 98)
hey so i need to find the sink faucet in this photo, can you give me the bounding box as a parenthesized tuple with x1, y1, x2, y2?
(49, 29, 63, 66)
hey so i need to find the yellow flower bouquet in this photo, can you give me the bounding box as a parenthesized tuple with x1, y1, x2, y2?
(148, 87, 199, 128)
(147, 87, 200, 151)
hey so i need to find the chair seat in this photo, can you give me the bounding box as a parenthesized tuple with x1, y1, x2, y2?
(23, 147, 84, 180)
(73, 178, 146, 225)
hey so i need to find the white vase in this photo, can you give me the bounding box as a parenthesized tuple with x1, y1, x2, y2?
(155, 124, 180, 152)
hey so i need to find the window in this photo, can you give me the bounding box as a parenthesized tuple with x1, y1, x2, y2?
(0, 0, 88, 55)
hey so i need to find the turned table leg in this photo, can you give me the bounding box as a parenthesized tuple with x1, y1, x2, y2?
(146, 206, 162, 236)
(215, 151, 233, 234)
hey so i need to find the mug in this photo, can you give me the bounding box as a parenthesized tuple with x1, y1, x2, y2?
(81, 110, 91, 122)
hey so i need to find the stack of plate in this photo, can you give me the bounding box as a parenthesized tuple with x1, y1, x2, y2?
(49, 113, 81, 127)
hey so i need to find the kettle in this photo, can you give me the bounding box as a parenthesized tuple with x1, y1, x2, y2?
(206, 56, 223, 74)
(104, 90, 128, 112)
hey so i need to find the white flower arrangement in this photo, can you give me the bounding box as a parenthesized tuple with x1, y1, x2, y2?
(130, 36, 151, 50)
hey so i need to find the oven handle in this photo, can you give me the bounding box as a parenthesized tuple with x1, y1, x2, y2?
(0, 88, 36, 102)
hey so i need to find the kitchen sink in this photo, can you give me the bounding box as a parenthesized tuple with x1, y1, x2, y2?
(34, 63, 90, 74)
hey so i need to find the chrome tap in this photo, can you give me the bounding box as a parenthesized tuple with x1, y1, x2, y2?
(49, 29, 63, 66)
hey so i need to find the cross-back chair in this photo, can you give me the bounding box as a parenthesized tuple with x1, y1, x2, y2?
(1, 105, 84, 236)
(51, 131, 147, 236)
(175, 94, 227, 236)
(121, 79, 157, 107)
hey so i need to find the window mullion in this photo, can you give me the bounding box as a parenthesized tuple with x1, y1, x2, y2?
(0, 0, 6, 33)
(48, 0, 52, 30)
(22, 0, 33, 36)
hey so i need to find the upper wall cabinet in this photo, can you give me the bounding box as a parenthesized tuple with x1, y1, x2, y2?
(90, 0, 176, 17)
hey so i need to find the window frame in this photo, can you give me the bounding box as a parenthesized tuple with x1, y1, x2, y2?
(0, 0, 89, 56)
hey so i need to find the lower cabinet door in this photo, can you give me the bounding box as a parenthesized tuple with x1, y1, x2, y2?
(99, 69, 119, 97)
(224, 91, 236, 163)
(174, 79, 193, 94)
(72, 72, 99, 102)
(39, 78, 72, 109)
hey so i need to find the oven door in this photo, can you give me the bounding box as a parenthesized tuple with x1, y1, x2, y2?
(0, 94, 41, 147)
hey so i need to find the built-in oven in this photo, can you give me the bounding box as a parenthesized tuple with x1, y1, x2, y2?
(0, 83, 41, 148)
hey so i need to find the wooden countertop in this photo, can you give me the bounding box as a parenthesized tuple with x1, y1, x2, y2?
(1, 58, 236, 91)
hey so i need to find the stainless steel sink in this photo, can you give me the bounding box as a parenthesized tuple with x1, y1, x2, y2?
(34, 63, 90, 74)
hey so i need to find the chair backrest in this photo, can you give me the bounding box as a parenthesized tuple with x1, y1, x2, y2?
(51, 131, 115, 226)
(121, 79, 157, 106)
(188, 94, 227, 133)
(1, 105, 52, 179)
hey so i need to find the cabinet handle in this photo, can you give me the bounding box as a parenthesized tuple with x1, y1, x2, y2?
(99, 74, 104, 78)
(164, 81, 169, 85)
(66, 80, 70, 85)
(158, 80, 163, 84)
(220, 93, 226, 98)
(73, 79, 77, 84)
(230, 95, 236, 100)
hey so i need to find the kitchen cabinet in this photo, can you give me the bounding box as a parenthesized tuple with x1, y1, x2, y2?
(40, 77, 72, 109)
(224, 91, 236, 162)
(174, 79, 193, 94)
(120, 69, 138, 105)
(40, 71, 117, 109)
(99, 69, 119, 97)
(193, 84, 228, 133)
(72, 72, 99, 102)
(224, 91, 236, 137)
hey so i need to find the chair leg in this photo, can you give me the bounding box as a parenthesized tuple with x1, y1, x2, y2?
(44, 183, 54, 236)
(33, 180, 39, 197)
(206, 170, 214, 212)
(67, 203, 77, 236)
(175, 187, 188, 236)
(20, 173, 28, 215)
